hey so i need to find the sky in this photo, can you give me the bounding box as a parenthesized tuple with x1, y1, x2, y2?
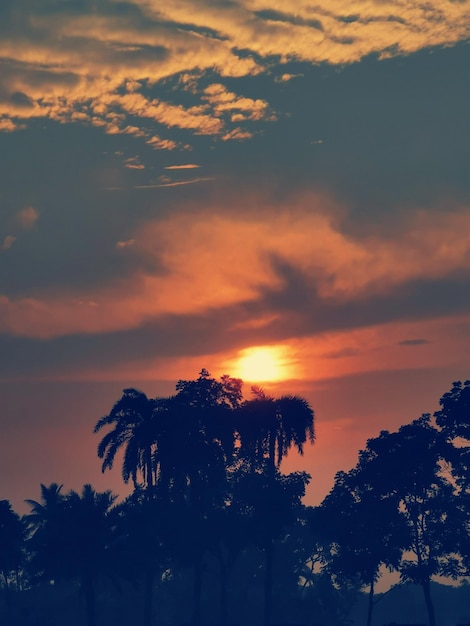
(1, 0, 470, 515)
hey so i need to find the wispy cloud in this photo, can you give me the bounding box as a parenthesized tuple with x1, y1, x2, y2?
(398, 338, 430, 346)
(116, 239, 136, 249)
(124, 157, 145, 170)
(105, 176, 215, 190)
(1, 235, 16, 251)
(16, 207, 39, 230)
(164, 164, 200, 170)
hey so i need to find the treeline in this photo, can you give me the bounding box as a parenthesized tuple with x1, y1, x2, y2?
(0, 372, 469, 626)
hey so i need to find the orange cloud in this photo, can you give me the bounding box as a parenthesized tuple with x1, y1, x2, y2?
(150, 0, 470, 64)
(1, 0, 469, 137)
(1, 192, 470, 341)
(164, 164, 200, 170)
(16, 207, 39, 230)
(277, 316, 470, 382)
(147, 135, 178, 150)
(1, 236, 16, 251)
(203, 83, 272, 121)
(0, 118, 25, 132)
(41, 313, 469, 387)
(116, 239, 136, 249)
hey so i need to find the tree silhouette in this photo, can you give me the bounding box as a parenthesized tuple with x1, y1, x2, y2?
(94, 389, 161, 498)
(175, 368, 243, 410)
(167, 370, 243, 626)
(25, 482, 66, 582)
(231, 467, 310, 626)
(167, 374, 314, 626)
(320, 468, 407, 626)
(26, 484, 116, 626)
(435, 380, 470, 490)
(238, 388, 315, 472)
(0, 500, 25, 622)
(93, 371, 243, 626)
(434, 380, 470, 576)
(112, 490, 169, 626)
(357, 416, 460, 626)
(205, 501, 251, 625)
(435, 379, 470, 442)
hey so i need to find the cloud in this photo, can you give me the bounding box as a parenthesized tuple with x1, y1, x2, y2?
(124, 157, 145, 169)
(1, 0, 469, 140)
(202, 83, 272, 122)
(116, 239, 136, 249)
(0, 118, 25, 132)
(147, 135, 178, 150)
(1, 193, 470, 341)
(398, 338, 431, 346)
(1, 235, 16, 251)
(164, 164, 200, 170)
(16, 207, 39, 230)
(0, 302, 467, 386)
(221, 128, 253, 141)
(105, 176, 216, 190)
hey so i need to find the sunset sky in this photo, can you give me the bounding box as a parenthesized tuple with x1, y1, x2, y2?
(1, 0, 470, 513)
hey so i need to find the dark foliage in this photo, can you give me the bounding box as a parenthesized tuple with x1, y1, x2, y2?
(2, 375, 469, 626)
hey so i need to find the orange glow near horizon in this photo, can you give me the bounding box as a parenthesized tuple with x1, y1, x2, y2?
(231, 345, 295, 383)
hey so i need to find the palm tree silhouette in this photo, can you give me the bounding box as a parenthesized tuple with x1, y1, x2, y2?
(25, 482, 64, 524)
(25, 482, 65, 582)
(238, 388, 315, 471)
(164, 370, 241, 626)
(0, 500, 25, 621)
(94, 371, 242, 626)
(26, 484, 116, 626)
(94, 389, 161, 498)
(235, 389, 314, 626)
(64, 485, 117, 626)
(112, 491, 169, 626)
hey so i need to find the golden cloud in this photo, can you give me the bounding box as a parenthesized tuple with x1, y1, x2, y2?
(1, 0, 469, 135)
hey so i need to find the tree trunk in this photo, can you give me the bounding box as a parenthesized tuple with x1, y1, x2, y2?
(192, 554, 203, 626)
(2, 571, 11, 625)
(144, 565, 155, 626)
(421, 577, 436, 626)
(268, 433, 276, 472)
(366, 577, 375, 626)
(146, 447, 154, 501)
(218, 555, 228, 626)
(82, 574, 96, 626)
(264, 541, 273, 626)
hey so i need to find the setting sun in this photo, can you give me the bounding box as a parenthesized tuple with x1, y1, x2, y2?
(233, 345, 293, 382)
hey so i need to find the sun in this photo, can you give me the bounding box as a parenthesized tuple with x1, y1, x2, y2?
(234, 346, 291, 382)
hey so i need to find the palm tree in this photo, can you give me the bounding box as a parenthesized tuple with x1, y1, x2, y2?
(26, 484, 116, 626)
(94, 388, 161, 498)
(63, 485, 117, 626)
(238, 388, 315, 471)
(0, 500, 25, 620)
(94, 372, 241, 626)
(235, 389, 314, 626)
(112, 491, 169, 626)
(25, 482, 64, 525)
(163, 371, 241, 626)
(25, 483, 65, 582)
